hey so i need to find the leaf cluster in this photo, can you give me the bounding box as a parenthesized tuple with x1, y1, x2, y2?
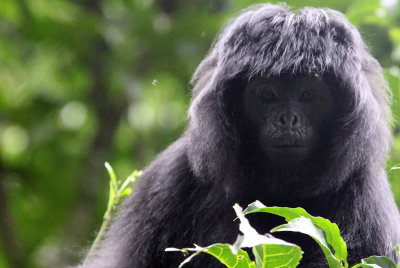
(168, 202, 400, 268)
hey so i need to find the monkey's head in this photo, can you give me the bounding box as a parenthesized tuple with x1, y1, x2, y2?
(187, 4, 391, 195)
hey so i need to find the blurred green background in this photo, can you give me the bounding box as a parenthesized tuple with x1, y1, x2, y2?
(0, 0, 399, 267)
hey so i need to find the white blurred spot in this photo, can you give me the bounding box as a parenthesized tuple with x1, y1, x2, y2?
(128, 103, 156, 130)
(59, 101, 87, 130)
(153, 14, 171, 34)
(1, 125, 29, 155)
(389, 66, 400, 77)
(375, 8, 387, 18)
(391, 46, 400, 62)
(381, 0, 398, 10)
(33, 238, 61, 268)
(104, 25, 125, 46)
(139, 0, 154, 8)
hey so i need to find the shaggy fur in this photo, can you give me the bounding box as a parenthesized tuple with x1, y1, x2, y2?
(79, 4, 400, 267)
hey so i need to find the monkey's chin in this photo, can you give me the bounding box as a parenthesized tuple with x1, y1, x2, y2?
(266, 146, 311, 166)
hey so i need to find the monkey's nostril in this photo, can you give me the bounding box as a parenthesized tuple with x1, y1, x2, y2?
(292, 115, 298, 126)
(280, 115, 287, 126)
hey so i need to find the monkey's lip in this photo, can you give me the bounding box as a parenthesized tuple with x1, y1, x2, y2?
(273, 144, 305, 148)
(270, 145, 310, 153)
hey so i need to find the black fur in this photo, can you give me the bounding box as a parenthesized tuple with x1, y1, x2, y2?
(80, 4, 400, 267)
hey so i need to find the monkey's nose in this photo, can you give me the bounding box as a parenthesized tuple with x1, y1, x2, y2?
(278, 113, 299, 128)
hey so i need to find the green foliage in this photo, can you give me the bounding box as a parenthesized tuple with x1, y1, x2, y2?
(170, 202, 400, 268)
(167, 204, 303, 268)
(244, 201, 348, 267)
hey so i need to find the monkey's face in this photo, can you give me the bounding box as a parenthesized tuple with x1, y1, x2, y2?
(243, 74, 334, 166)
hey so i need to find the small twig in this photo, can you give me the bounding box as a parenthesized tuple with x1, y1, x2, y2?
(83, 163, 141, 264)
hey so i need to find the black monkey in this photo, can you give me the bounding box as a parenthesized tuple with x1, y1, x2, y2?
(80, 4, 400, 268)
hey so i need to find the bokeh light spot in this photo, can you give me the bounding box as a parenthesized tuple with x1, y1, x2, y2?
(59, 101, 88, 130)
(1, 125, 29, 155)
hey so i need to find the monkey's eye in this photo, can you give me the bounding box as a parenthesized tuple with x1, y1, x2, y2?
(259, 89, 277, 102)
(300, 89, 315, 101)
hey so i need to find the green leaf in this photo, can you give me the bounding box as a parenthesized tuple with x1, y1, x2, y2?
(117, 169, 141, 196)
(272, 218, 343, 268)
(120, 187, 132, 197)
(234, 204, 303, 268)
(233, 204, 300, 248)
(361, 256, 396, 268)
(352, 256, 397, 268)
(166, 244, 256, 268)
(244, 201, 348, 267)
(106, 180, 115, 212)
(244, 201, 310, 221)
(105, 162, 118, 193)
(352, 264, 385, 268)
(207, 245, 256, 268)
(253, 244, 302, 268)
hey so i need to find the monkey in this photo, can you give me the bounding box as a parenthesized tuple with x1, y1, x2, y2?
(79, 4, 400, 267)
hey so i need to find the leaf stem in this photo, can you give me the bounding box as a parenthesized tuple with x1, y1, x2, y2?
(83, 163, 141, 264)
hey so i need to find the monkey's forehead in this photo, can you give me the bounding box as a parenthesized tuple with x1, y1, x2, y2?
(212, 4, 364, 82)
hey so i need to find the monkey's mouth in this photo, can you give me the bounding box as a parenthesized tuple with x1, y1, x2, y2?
(266, 135, 310, 148)
(272, 142, 309, 149)
(266, 144, 311, 166)
(274, 144, 304, 148)
(271, 145, 309, 155)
